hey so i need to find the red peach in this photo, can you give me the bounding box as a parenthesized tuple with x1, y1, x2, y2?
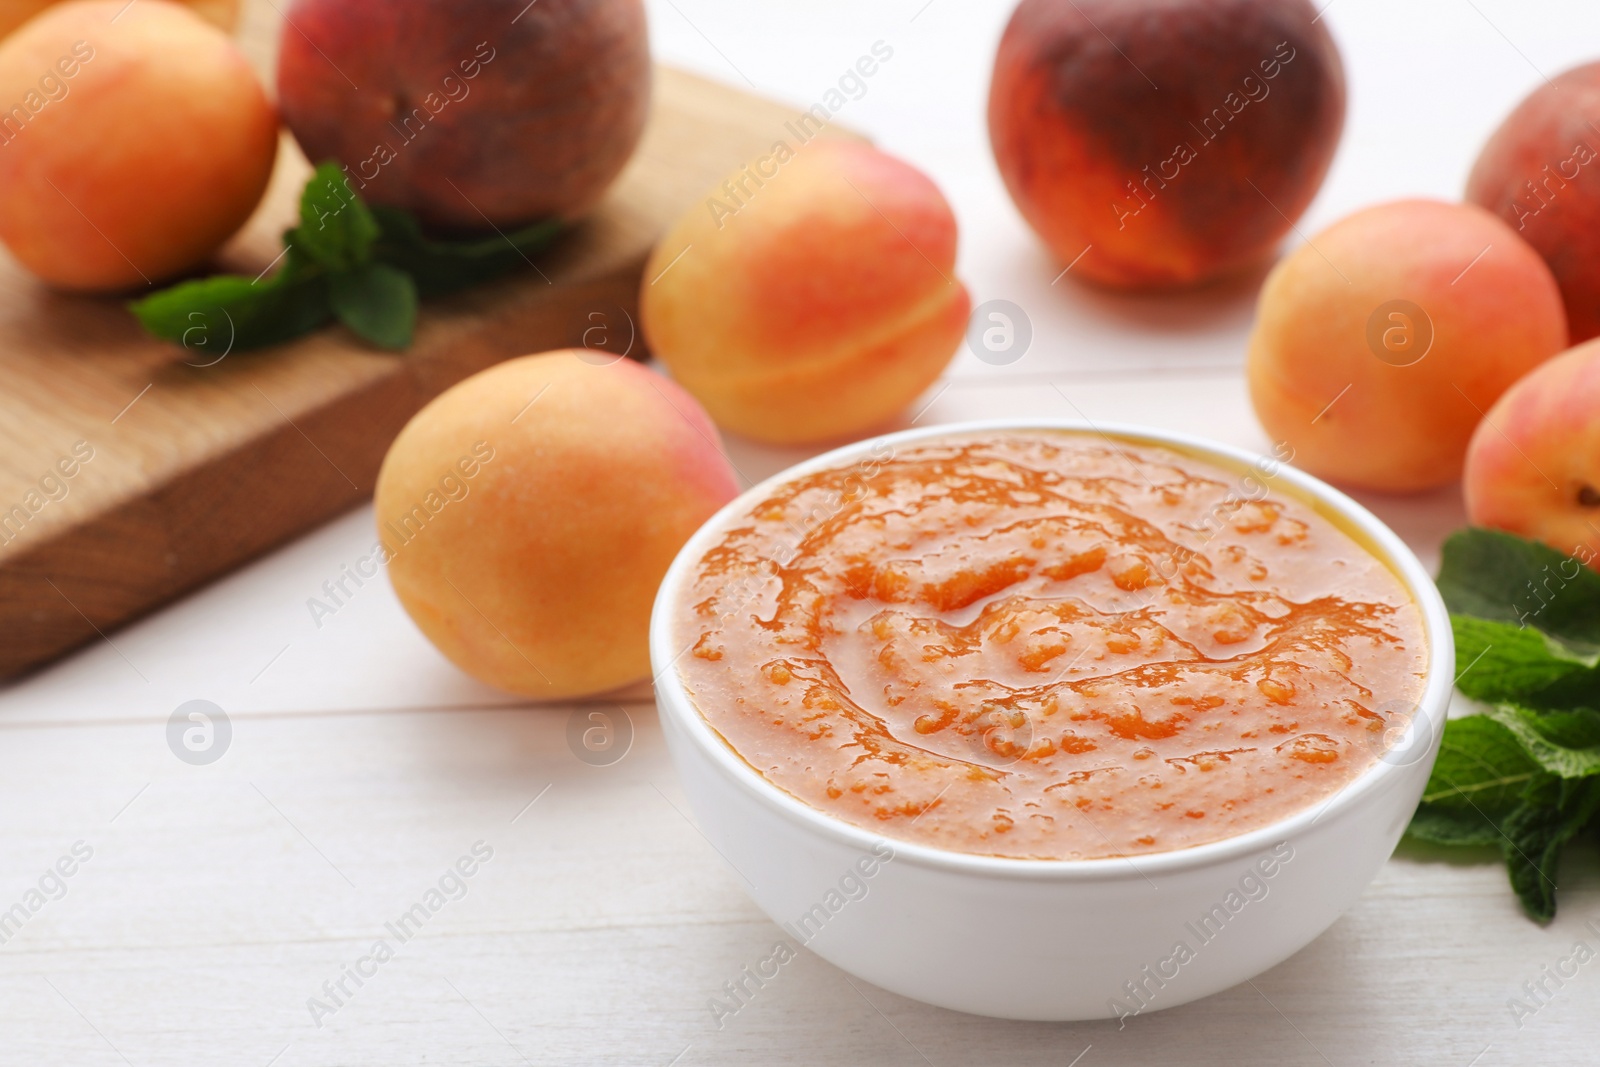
(988, 0, 1345, 288)
(1467, 61, 1600, 342)
(277, 0, 650, 232)
(1464, 339, 1600, 568)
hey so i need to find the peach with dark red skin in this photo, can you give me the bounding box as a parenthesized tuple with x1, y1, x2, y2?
(277, 0, 649, 233)
(988, 0, 1345, 288)
(375, 352, 740, 699)
(1464, 339, 1600, 568)
(641, 139, 970, 446)
(0, 0, 276, 291)
(1247, 199, 1567, 493)
(1467, 61, 1600, 343)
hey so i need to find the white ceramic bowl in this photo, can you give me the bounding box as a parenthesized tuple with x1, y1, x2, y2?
(649, 419, 1453, 1022)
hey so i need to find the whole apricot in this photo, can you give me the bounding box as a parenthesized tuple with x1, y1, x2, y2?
(277, 0, 650, 232)
(0, 0, 237, 40)
(0, 0, 277, 291)
(1467, 61, 1600, 342)
(375, 352, 740, 699)
(1464, 339, 1600, 568)
(640, 139, 970, 445)
(1247, 200, 1567, 493)
(988, 0, 1345, 288)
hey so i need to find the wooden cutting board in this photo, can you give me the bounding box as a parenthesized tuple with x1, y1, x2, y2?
(0, 5, 834, 680)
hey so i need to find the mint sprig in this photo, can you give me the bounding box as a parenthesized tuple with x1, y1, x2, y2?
(1449, 615, 1600, 706)
(1407, 527, 1600, 922)
(130, 163, 562, 353)
(1436, 528, 1600, 648)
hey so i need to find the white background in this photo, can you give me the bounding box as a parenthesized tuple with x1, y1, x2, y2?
(1, 0, 1596, 1063)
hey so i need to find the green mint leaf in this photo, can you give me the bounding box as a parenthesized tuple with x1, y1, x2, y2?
(128, 245, 331, 352)
(130, 164, 559, 353)
(1519, 705, 1600, 749)
(1481, 704, 1600, 779)
(1415, 714, 1541, 814)
(1419, 529, 1600, 924)
(1405, 805, 1502, 847)
(370, 205, 562, 296)
(293, 162, 380, 272)
(1438, 528, 1600, 651)
(1452, 614, 1600, 705)
(329, 263, 417, 350)
(1407, 713, 1543, 895)
(1500, 776, 1600, 922)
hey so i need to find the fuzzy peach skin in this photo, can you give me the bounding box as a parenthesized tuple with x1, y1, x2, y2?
(988, 0, 1344, 289)
(1247, 199, 1567, 493)
(0, 0, 237, 40)
(375, 352, 740, 699)
(0, 0, 276, 291)
(1465, 339, 1600, 567)
(278, 0, 649, 232)
(1467, 61, 1600, 343)
(640, 139, 970, 445)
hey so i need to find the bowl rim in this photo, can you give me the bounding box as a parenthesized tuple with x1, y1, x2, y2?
(649, 418, 1456, 881)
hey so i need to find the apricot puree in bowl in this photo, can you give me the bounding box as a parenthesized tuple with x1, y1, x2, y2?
(673, 429, 1426, 860)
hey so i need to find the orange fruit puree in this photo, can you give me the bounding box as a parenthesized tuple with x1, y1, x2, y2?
(674, 431, 1426, 859)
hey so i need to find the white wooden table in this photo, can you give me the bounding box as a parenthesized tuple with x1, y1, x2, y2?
(3, 1, 1597, 1063)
